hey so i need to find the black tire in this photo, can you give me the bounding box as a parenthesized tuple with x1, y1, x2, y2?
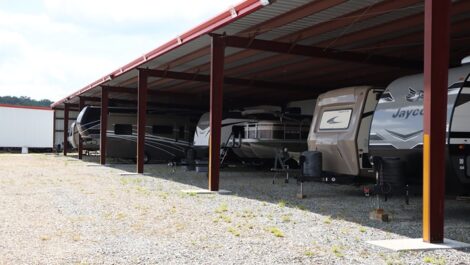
(144, 152, 151, 164)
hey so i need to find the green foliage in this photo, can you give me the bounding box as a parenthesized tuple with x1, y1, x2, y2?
(0, 96, 53, 107)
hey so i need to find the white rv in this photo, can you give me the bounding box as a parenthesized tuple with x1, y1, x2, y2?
(369, 63, 470, 191)
(307, 64, 470, 192)
(193, 101, 314, 162)
(67, 122, 99, 151)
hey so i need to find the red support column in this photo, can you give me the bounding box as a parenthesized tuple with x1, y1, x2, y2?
(63, 104, 69, 156)
(78, 97, 85, 160)
(422, 0, 451, 243)
(137, 70, 148, 174)
(208, 36, 225, 191)
(100, 87, 109, 165)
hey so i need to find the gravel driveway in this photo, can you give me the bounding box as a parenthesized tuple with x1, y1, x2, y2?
(0, 154, 469, 264)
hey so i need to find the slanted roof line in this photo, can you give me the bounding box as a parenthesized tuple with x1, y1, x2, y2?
(51, 0, 269, 108)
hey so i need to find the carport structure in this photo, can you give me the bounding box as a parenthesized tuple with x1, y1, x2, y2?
(52, 0, 470, 243)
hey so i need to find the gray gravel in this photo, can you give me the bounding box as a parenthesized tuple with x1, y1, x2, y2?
(0, 153, 469, 264)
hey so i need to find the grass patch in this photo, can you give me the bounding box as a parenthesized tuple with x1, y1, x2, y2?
(296, 204, 307, 211)
(324, 216, 333, 224)
(215, 203, 228, 213)
(267, 227, 284, 238)
(240, 210, 256, 219)
(120, 177, 143, 186)
(158, 191, 169, 200)
(228, 227, 240, 237)
(219, 214, 232, 223)
(331, 245, 344, 258)
(278, 200, 287, 208)
(359, 227, 367, 233)
(116, 212, 127, 220)
(423, 256, 445, 265)
(385, 257, 403, 265)
(281, 215, 291, 223)
(135, 186, 150, 195)
(304, 250, 314, 257)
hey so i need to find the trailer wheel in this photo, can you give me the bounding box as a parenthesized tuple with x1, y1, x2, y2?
(144, 152, 151, 164)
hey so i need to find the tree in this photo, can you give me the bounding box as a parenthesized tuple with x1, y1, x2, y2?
(0, 96, 53, 107)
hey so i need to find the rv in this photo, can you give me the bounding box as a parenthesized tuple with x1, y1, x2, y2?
(67, 122, 99, 151)
(307, 86, 382, 177)
(193, 102, 314, 163)
(369, 64, 470, 191)
(76, 106, 197, 163)
(308, 64, 470, 192)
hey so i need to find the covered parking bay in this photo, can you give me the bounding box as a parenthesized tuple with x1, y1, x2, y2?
(52, 0, 470, 244)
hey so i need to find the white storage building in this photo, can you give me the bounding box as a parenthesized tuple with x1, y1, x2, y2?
(0, 104, 54, 149)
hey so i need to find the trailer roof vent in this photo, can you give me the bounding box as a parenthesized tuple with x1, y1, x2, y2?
(461, 56, 470, 65)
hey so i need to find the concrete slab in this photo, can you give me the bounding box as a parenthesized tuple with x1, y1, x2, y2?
(367, 238, 470, 251)
(181, 189, 232, 195)
(86, 164, 102, 167)
(119, 172, 150, 176)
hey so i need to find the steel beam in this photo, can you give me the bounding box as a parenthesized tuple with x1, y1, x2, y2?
(102, 85, 207, 103)
(139, 68, 312, 92)
(54, 104, 79, 111)
(422, 0, 451, 244)
(80, 96, 101, 103)
(137, 70, 148, 173)
(100, 87, 109, 165)
(208, 36, 225, 191)
(63, 104, 69, 156)
(78, 97, 85, 160)
(213, 34, 422, 69)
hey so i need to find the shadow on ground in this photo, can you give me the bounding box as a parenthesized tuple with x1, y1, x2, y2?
(68, 154, 470, 252)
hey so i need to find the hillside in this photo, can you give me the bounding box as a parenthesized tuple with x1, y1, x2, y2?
(0, 96, 53, 107)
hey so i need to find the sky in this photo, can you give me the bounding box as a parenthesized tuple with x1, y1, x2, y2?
(0, 0, 241, 102)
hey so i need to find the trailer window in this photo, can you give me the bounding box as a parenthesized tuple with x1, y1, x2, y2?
(114, 124, 133, 135)
(319, 109, 352, 130)
(152, 125, 173, 136)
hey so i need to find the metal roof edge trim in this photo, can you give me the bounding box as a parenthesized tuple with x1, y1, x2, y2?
(51, 0, 270, 108)
(0, 103, 52, 111)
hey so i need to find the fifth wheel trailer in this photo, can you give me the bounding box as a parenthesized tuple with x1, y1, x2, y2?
(0, 104, 54, 150)
(76, 106, 197, 163)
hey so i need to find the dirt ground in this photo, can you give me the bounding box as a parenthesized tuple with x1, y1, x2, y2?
(0, 153, 469, 265)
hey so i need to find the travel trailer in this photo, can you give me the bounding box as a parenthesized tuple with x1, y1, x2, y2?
(67, 122, 99, 151)
(369, 64, 470, 190)
(307, 86, 382, 177)
(76, 106, 197, 163)
(193, 101, 314, 163)
(307, 64, 470, 192)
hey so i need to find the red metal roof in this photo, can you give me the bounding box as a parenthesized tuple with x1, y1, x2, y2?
(52, 0, 267, 108)
(52, 0, 470, 109)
